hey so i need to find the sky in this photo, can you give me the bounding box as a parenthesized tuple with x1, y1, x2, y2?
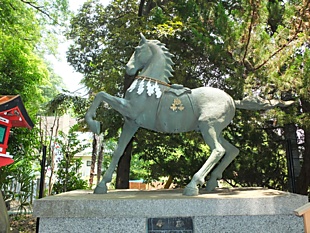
(49, 0, 111, 94)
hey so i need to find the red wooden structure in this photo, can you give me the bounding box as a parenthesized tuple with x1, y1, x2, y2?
(0, 95, 33, 167)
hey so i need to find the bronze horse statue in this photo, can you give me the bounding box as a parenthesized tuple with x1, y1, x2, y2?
(85, 34, 293, 196)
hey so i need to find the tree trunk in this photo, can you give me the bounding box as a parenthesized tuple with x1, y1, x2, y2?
(164, 175, 173, 189)
(296, 128, 310, 195)
(64, 153, 69, 193)
(284, 123, 301, 193)
(89, 133, 97, 189)
(115, 73, 135, 189)
(97, 136, 104, 185)
(48, 116, 60, 195)
(116, 138, 133, 189)
(296, 98, 310, 195)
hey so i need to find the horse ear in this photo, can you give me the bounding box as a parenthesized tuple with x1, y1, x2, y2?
(140, 33, 147, 43)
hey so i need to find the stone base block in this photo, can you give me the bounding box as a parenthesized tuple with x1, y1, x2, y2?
(33, 188, 308, 233)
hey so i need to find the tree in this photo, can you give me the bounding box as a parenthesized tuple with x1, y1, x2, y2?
(44, 93, 91, 192)
(53, 129, 88, 194)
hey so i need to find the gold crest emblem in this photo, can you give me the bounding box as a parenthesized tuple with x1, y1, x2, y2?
(170, 98, 185, 111)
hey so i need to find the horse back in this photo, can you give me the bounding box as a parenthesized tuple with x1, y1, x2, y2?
(126, 86, 235, 133)
(191, 87, 235, 125)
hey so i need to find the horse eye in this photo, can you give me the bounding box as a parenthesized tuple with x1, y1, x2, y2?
(135, 46, 142, 52)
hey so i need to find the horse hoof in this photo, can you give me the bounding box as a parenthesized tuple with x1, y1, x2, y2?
(90, 120, 101, 135)
(205, 179, 218, 192)
(183, 186, 199, 196)
(94, 185, 107, 194)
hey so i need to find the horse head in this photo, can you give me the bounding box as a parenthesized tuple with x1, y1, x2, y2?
(125, 33, 152, 76)
(125, 33, 175, 83)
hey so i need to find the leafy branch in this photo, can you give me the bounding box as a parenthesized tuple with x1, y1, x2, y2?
(253, 1, 309, 71)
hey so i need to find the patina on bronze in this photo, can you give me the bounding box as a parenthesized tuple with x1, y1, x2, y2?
(85, 34, 294, 196)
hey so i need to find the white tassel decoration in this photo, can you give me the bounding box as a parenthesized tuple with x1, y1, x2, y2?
(137, 79, 145, 95)
(128, 79, 138, 92)
(154, 82, 162, 98)
(146, 80, 155, 96)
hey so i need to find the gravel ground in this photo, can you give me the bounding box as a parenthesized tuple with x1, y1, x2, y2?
(6, 199, 36, 233)
(9, 214, 36, 233)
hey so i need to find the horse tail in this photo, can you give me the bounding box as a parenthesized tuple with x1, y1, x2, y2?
(234, 96, 294, 110)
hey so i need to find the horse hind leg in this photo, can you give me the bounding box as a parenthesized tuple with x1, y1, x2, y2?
(205, 136, 239, 191)
(183, 125, 225, 196)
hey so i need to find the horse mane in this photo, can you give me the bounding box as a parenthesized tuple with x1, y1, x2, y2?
(147, 39, 175, 83)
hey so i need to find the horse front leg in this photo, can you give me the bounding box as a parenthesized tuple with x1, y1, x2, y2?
(85, 91, 130, 135)
(85, 92, 106, 135)
(94, 120, 139, 194)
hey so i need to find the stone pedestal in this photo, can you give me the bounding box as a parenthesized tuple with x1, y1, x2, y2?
(33, 188, 308, 233)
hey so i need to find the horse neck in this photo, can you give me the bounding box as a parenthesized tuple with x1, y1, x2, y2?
(139, 53, 168, 84)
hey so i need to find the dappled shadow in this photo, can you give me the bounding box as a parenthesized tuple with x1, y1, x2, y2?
(199, 187, 287, 198)
(47, 187, 289, 200)
(200, 187, 265, 195)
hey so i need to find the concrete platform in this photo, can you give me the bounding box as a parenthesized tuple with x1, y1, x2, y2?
(33, 187, 308, 233)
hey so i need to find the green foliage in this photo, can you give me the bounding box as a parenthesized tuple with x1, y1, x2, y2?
(40, 67, 66, 103)
(0, 127, 41, 211)
(0, 1, 84, 214)
(0, 1, 47, 113)
(67, 0, 140, 96)
(53, 157, 88, 194)
(45, 93, 90, 121)
(0, 0, 41, 42)
(0, 0, 70, 113)
(52, 129, 89, 194)
(133, 129, 208, 187)
(223, 110, 288, 189)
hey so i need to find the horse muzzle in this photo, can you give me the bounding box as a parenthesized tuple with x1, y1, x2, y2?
(125, 63, 138, 76)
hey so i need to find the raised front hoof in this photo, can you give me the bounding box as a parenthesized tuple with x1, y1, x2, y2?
(183, 186, 199, 196)
(89, 120, 100, 135)
(93, 185, 107, 194)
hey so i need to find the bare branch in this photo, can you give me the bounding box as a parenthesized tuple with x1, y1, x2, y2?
(254, 0, 310, 71)
(254, 22, 301, 71)
(20, 0, 53, 21)
(242, 2, 257, 66)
